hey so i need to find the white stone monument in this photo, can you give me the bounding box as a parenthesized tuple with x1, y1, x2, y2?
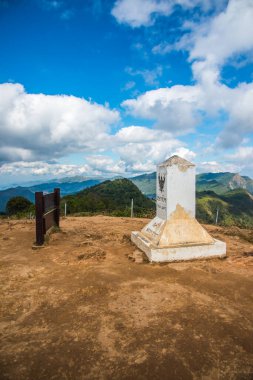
(131, 155, 226, 262)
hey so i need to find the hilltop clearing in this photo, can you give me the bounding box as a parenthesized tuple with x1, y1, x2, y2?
(0, 216, 253, 380)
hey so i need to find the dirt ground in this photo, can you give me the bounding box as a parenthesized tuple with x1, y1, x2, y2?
(0, 216, 253, 380)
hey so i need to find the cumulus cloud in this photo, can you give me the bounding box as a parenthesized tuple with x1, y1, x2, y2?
(226, 146, 253, 173)
(85, 155, 126, 174)
(197, 161, 241, 174)
(0, 83, 119, 164)
(111, 0, 171, 28)
(188, 0, 253, 81)
(122, 80, 253, 146)
(197, 146, 253, 176)
(111, 0, 226, 28)
(0, 161, 91, 177)
(0, 80, 194, 179)
(122, 85, 201, 133)
(114, 125, 195, 172)
(119, 1, 253, 148)
(216, 82, 253, 147)
(151, 0, 253, 81)
(0, 95, 193, 178)
(122, 0, 253, 145)
(115, 125, 174, 142)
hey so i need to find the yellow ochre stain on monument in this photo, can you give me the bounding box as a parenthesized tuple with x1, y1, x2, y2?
(157, 204, 214, 248)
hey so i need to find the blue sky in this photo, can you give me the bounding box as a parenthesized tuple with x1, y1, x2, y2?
(0, 0, 253, 187)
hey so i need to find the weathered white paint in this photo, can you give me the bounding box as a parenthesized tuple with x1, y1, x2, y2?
(157, 156, 195, 219)
(131, 155, 226, 262)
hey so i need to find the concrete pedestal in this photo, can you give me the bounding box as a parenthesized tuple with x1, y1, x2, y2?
(131, 155, 226, 262)
(131, 231, 226, 262)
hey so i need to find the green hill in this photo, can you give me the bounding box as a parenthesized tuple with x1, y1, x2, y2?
(196, 189, 253, 228)
(0, 187, 34, 213)
(63, 178, 155, 217)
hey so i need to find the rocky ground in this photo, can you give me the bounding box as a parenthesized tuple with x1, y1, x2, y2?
(0, 216, 253, 380)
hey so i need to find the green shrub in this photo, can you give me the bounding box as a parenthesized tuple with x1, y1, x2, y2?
(6, 196, 33, 216)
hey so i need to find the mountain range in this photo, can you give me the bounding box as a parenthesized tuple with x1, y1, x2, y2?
(0, 179, 102, 212)
(0, 171, 253, 215)
(63, 178, 253, 227)
(130, 172, 253, 198)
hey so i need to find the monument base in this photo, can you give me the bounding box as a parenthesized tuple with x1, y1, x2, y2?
(131, 231, 226, 263)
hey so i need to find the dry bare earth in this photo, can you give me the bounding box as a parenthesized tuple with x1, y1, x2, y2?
(0, 216, 253, 380)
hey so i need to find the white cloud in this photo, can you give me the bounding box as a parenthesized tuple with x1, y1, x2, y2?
(190, 0, 253, 74)
(151, 1, 253, 84)
(171, 0, 253, 84)
(0, 161, 91, 177)
(122, 81, 253, 146)
(0, 147, 33, 162)
(122, 85, 201, 133)
(197, 160, 241, 174)
(122, 81, 136, 91)
(85, 155, 126, 174)
(216, 82, 253, 148)
(114, 126, 194, 172)
(111, 0, 226, 28)
(227, 146, 253, 162)
(115, 125, 174, 142)
(0, 83, 119, 163)
(225, 146, 253, 174)
(86, 126, 194, 175)
(120, 13, 253, 146)
(0, 111, 195, 178)
(126, 66, 163, 86)
(121, 0, 253, 147)
(173, 147, 196, 161)
(111, 0, 171, 28)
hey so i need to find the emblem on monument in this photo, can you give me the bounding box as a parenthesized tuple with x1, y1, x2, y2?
(158, 173, 165, 192)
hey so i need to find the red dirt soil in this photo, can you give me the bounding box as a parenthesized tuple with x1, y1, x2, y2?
(0, 216, 253, 380)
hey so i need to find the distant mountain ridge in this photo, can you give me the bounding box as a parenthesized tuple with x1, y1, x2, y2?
(196, 172, 253, 194)
(0, 179, 102, 212)
(130, 172, 253, 197)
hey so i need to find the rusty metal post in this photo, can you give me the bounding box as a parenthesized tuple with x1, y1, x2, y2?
(54, 188, 60, 227)
(35, 191, 44, 245)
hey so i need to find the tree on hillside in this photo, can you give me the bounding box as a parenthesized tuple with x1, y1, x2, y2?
(6, 196, 33, 215)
